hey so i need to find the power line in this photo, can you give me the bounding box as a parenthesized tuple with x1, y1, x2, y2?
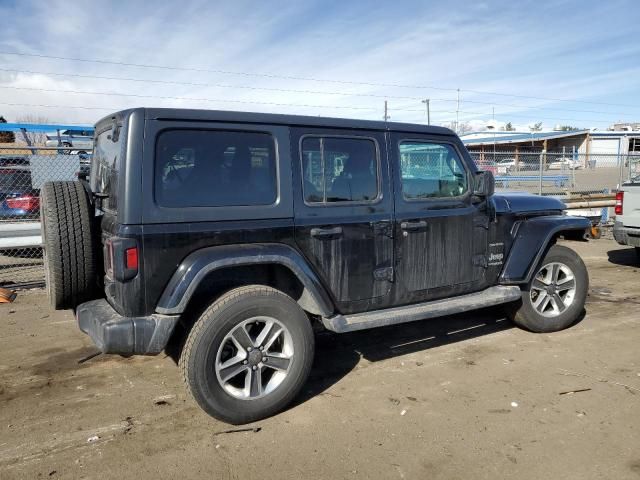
(0, 101, 112, 111)
(1, 50, 637, 109)
(444, 98, 633, 117)
(398, 105, 615, 124)
(0, 85, 382, 111)
(1, 66, 636, 120)
(0, 69, 438, 103)
(0, 51, 458, 91)
(0, 86, 454, 116)
(0, 95, 617, 125)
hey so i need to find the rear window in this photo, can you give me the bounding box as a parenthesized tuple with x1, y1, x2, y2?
(155, 129, 277, 208)
(90, 126, 122, 212)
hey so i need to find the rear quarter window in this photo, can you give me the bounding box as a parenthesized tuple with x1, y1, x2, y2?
(90, 127, 122, 213)
(155, 129, 277, 208)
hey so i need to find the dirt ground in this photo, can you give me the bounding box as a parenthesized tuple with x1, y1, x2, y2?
(0, 239, 638, 480)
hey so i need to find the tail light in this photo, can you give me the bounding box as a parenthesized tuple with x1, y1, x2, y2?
(6, 195, 40, 211)
(125, 247, 138, 270)
(104, 238, 138, 281)
(615, 191, 624, 216)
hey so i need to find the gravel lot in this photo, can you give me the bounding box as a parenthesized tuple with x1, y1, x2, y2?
(0, 239, 638, 480)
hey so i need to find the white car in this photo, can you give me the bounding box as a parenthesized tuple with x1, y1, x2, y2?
(44, 129, 94, 152)
(495, 158, 516, 174)
(547, 157, 582, 170)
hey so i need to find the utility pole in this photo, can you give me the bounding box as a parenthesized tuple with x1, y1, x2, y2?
(422, 99, 430, 125)
(455, 88, 460, 133)
(383, 100, 390, 122)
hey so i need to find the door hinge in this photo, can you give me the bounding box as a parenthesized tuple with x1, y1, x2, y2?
(473, 216, 490, 229)
(371, 221, 393, 238)
(374, 266, 394, 282)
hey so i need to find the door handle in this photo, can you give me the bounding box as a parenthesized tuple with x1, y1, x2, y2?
(400, 220, 427, 232)
(310, 226, 343, 239)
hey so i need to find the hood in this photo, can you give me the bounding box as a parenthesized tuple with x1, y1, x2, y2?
(492, 192, 565, 215)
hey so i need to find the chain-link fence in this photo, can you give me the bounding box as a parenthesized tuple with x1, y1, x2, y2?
(628, 155, 640, 184)
(0, 146, 90, 287)
(0, 145, 635, 287)
(467, 150, 632, 196)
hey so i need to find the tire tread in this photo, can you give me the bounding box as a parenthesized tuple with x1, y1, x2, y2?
(179, 285, 314, 423)
(509, 244, 588, 333)
(41, 181, 98, 309)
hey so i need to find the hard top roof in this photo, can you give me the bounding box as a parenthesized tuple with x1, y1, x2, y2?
(96, 108, 456, 136)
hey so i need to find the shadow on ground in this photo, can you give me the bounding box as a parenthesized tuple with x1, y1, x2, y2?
(164, 305, 524, 412)
(294, 306, 513, 406)
(607, 248, 639, 267)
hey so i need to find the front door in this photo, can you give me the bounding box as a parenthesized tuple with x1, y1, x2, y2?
(292, 128, 394, 314)
(390, 134, 488, 304)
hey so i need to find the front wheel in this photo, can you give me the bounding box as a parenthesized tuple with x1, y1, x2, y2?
(507, 244, 589, 333)
(179, 285, 314, 424)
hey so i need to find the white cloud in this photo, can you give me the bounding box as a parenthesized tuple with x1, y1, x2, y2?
(0, 0, 638, 128)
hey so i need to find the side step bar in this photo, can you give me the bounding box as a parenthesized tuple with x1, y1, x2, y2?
(322, 286, 522, 333)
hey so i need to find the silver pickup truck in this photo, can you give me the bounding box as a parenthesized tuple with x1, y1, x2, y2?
(614, 158, 640, 261)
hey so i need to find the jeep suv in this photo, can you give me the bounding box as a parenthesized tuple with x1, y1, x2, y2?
(40, 108, 590, 424)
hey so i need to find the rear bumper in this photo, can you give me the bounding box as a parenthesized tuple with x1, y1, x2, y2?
(76, 299, 179, 355)
(613, 221, 640, 247)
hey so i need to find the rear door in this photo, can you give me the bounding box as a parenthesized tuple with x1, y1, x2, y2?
(292, 128, 394, 314)
(390, 134, 489, 304)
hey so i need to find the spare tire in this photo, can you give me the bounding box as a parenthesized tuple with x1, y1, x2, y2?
(40, 181, 99, 309)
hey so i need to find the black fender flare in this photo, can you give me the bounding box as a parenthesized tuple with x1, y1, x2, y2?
(499, 215, 590, 285)
(155, 243, 334, 317)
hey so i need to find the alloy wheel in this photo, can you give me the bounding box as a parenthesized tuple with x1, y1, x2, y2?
(215, 316, 294, 400)
(530, 262, 576, 317)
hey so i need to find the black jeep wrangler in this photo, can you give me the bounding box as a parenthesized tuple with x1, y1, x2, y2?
(40, 108, 590, 424)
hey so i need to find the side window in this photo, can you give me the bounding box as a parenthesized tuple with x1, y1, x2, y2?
(399, 141, 468, 200)
(301, 136, 379, 203)
(155, 129, 277, 208)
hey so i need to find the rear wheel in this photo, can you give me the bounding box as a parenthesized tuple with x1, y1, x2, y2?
(179, 285, 314, 424)
(507, 244, 588, 333)
(40, 181, 99, 309)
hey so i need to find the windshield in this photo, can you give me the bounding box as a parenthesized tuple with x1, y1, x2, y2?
(90, 125, 123, 212)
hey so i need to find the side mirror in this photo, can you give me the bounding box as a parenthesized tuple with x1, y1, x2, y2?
(473, 170, 495, 197)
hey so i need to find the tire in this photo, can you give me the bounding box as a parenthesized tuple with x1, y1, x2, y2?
(40, 181, 99, 310)
(507, 244, 588, 333)
(635, 247, 640, 263)
(180, 285, 314, 424)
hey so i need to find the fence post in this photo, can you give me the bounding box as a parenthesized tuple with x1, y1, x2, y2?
(538, 150, 545, 195)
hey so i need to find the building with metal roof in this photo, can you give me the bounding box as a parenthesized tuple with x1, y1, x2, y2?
(461, 129, 640, 157)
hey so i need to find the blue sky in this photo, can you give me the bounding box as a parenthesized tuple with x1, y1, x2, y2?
(0, 0, 639, 130)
